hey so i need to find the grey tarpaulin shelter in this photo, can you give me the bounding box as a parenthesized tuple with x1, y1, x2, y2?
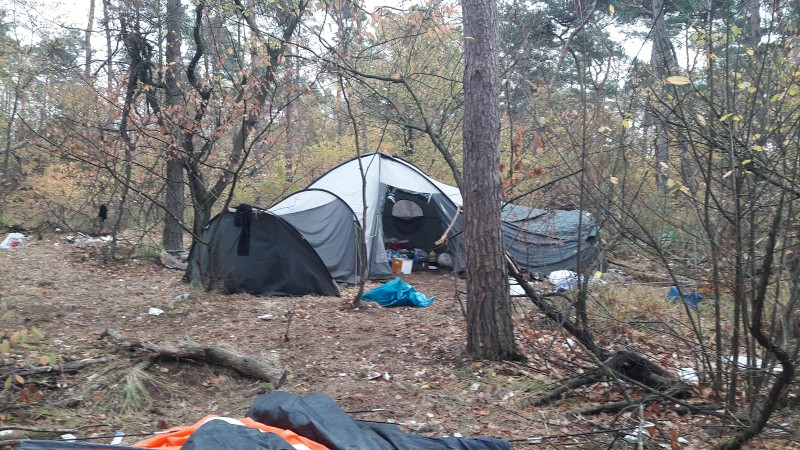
(501, 204, 602, 275)
(269, 153, 602, 285)
(185, 207, 340, 297)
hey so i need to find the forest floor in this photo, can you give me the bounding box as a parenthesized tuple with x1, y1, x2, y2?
(0, 234, 798, 449)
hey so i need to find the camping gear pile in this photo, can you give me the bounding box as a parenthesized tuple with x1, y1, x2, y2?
(21, 392, 510, 450)
(186, 153, 603, 297)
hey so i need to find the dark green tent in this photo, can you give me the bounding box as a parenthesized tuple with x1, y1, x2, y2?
(185, 208, 340, 297)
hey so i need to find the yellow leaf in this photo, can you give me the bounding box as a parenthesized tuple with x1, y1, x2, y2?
(723, 169, 734, 179)
(609, 4, 615, 15)
(741, 159, 752, 165)
(720, 113, 734, 122)
(748, 87, 757, 93)
(665, 75, 691, 85)
(4, 376, 12, 390)
(622, 119, 632, 129)
(746, 49, 755, 56)
(0, 340, 9, 354)
(610, 176, 619, 185)
(752, 145, 764, 152)
(732, 115, 742, 121)
(666, 178, 676, 187)
(754, 133, 762, 140)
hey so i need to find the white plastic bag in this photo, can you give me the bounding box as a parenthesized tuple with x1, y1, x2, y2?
(0, 233, 24, 249)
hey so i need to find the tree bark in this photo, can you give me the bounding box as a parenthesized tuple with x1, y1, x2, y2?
(650, 0, 675, 193)
(162, 0, 185, 251)
(462, 0, 516, 360)
(102, 0, 114, 94)
(2, 88, 19, 175)
(84, 0, 95, 80)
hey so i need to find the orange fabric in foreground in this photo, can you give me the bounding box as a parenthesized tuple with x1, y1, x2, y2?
(132, 415, 329, 450)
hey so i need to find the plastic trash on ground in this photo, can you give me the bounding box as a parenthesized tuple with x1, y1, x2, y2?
(547, 270, 606, 294)
(1, 233, 25, 249)
(667, 285, 703, 307)
(362, 278, 436, 307)
(437, 253, 453, 269)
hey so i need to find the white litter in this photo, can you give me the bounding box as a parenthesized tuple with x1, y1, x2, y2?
(678, 367, 699, 383)
(0, 233, 25, 249)
(547, 270, 606, 293)
(148, 307, 165, 316)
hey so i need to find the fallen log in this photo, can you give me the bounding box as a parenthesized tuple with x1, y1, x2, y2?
(100, 329, 286, 388)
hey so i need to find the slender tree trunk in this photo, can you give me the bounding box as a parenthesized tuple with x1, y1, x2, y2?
(84, 0, 95, 80)
(162, 0, 185, 251)
(650, 0, 674, 193)
(462, 0, 516, 360)
(2, 89, 19, 175)
(284, 51, 296, 182)
(102, 0, 114, 94)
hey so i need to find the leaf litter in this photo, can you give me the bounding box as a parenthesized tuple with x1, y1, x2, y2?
(0, 237, 798, 448)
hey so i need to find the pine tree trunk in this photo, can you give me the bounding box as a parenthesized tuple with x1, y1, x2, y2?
(84, 0, 95, 80)
(462, 0, 515, 360)
(162, 0, 185, 251)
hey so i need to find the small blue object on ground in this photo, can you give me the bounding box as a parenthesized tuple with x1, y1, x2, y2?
(667, 285, 703, 307)
(362, 278, 436, 307)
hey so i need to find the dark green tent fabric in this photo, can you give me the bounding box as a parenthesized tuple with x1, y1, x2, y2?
(185, 209, 340, 297)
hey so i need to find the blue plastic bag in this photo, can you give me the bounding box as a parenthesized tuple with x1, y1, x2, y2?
(667, 285, 703, 307)
(362, 278, 436, 307)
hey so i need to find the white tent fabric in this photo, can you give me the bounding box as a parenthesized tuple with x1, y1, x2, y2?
(269, 153, 462, 284)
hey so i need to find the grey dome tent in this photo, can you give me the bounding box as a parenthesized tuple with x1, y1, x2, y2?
(269, 153, 465, 285)
(269, 153, 602, 285)
(185, 207, 340, 297)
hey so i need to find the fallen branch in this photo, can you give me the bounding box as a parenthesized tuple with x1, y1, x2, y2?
(1, 357, 114, 379)
(0, 426, 77, 433)
(100, 329, 286, 388)
(532, 372, 602, 406)
(575, 395, 661, 415)
(506, 254, 692, 402)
